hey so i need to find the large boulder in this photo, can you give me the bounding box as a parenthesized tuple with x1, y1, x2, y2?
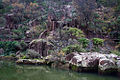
(117, 59, 120, 73)
(29, 39, 53, 57)
(98, 58, 117, 74)
(65, 52, 119, 73)
(16, 59, 45, 65)
(65, 53, 76, 62)
(67, 52, 99, 68)
(25, 49, 41, 59)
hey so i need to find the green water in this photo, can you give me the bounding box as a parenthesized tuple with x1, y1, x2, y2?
(0, 61, 119, 80)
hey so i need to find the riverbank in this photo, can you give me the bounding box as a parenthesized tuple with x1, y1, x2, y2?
(1, 52, 120, 76)
(0, 60, 119, 80)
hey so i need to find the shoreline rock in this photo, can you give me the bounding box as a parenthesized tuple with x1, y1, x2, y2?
(1, 52, 120, 75)
(16, 59, 45, 65)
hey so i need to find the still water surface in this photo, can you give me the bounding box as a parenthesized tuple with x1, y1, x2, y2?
(0, 61, 119, 80)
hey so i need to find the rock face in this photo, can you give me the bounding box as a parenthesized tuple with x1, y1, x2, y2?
(16, 52, 120, 74)
(16, 59, 45, 65)
(0, 48, 4, 55)
(65, 52, 119, 73)
(29, 39, 53, 57)
(5, 14, 19, 29)
(99, 58, 117, 73)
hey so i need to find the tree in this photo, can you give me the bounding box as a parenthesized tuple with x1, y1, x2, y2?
(72, 0, 97, 27)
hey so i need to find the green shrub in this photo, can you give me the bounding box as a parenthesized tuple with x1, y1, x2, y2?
(10, 53, 16, 57)
(22, 55, 29, 59)
(62, 44, 86, 54)
(0, 41, 27, 55)
(78, 38, 89, 48)
(67, 27, 85, 39)
(92, 38, 104, 46)
(97, 0, 117, 7)
(71, 65, 78, 71)
(0, 17, 6, 27)
(94, 13, 100, 18)
(91, 47, 101, 52)
(12, 26, 29, 39)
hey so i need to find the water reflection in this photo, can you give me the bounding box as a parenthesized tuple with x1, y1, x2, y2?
(0, 61, 119, 80)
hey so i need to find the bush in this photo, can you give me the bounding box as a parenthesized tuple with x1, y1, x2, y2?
(62, 44, 86, 54)
(67, 27, 85, 39)
(94, 13, 100, 18)
(0, 17, 6, 27)
(12, 26, 29, 40)
(78, 38, 89, 48)
(92, 38, 104, 46)
(97, 0, 117, 7)
(0, 41, 27, 55)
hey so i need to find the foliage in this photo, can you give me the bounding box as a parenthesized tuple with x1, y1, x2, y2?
(0, 0, 12, 14)
(0, 41, 27, 55)
(48, 50, 54, 54)
(71, 65, 78, 71)
(92, 38, 104, 46)
(67, 27, 85, 39)
(115, 5, 120, 14)
(73, 0, 97, 26)
(62, 44, 86, 54)
(91, 47, 101, 52)
(10, 53, 16, 57)
(115, 16, 120, 26)
(12, 26, 29, 40)
(96, 0, 118, 7)
(78, 38, 89, 48)
(94, 13, 100, 18)
(111, 50, 120, 56)
(0, 17, 6, 27)
(21, 55, 29, 59)
(109, 16, 120, 42)
(27, 25, 46, 38)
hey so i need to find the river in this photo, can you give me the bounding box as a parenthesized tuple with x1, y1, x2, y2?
(0, 61, 119, 80)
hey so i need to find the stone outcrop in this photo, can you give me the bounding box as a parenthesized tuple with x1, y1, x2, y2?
(29, 39, 53, 57)
(65, 52, 119, 73)
(16, 59, 45, 65)
(99, 58, 117, 73)
(16, 52, 120, 74)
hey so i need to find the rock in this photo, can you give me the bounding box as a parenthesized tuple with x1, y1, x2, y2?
(69, 54, 82, 66)
(26, 49, 41, 59)
(0, 48, 4, 55)
(82, 58, 99, 68)
(60, 63, 70, 70)
(65, 53, 75, 62)
(16, 59, 45, 65)
(106, 54, 118, 59)
(29, 39, 53, 57)
(98, 58, 117, 74)
(117, 60, 120, 72)
(5, 14, 18, 29)
(65, 52, 119, 73)
(45, 55, 60, 65)
(0, 56, 17, 61)
(67, 52, 99, 68)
